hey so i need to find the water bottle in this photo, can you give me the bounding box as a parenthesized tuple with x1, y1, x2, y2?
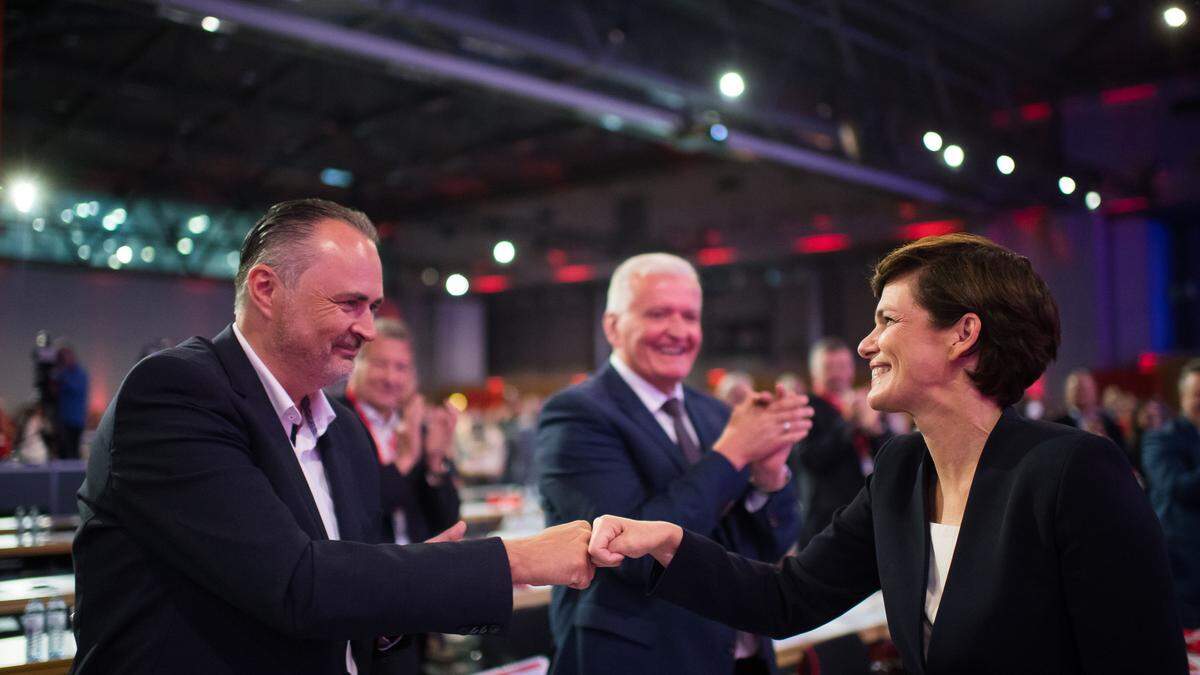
(14, 506, 27, 539)
(45, 598, 67, 659)
(28, 506, 42, 541)
(22, 599, 46, 662)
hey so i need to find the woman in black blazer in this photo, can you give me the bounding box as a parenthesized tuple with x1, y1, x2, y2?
(589, 233, 1187, 674)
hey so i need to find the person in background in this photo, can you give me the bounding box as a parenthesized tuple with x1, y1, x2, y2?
(588, 232, 1185, 674)
(341, 316, 462, 675)
(53, 344, 89, 459)
(1053, 368, 1125, 449)
(775, 372, 807, 397)
(714, 370, 754, 406)
(1143, 358, 1200, 629)
(537, 252, 812, 675)
(1130, 398, 1169, 489)
(343, 317, 460, 546)
(792, 337, 891, 548)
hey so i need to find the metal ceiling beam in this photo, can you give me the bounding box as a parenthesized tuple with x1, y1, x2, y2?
(156, 0, 952, 204)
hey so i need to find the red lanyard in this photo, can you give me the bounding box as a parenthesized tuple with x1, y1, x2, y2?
(344, 387, 391, 465)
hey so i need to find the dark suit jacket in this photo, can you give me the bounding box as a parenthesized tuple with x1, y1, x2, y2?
(334, 395, 461, 545)
(537, 364, 801, 675)
(71, 326, 512, 674)
(1143, 416, 1200, 627)
(651, 409, 1187, 674)
(792, 394, 889, 547)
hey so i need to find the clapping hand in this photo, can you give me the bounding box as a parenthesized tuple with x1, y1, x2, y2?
(713, 385, 814, 472)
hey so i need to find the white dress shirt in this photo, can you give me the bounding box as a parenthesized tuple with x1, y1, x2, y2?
(923, 522, 961, 656)
(232, 324, 357, 675)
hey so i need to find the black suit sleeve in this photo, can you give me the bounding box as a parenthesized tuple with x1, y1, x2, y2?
(650, 474, 880, 638)
(1055, 434, 1187, 673)
(793, 397, 854, 472)
(109, 355, 512, 640)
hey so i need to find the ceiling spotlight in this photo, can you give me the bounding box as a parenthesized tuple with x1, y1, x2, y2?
(116, 245, 134, 265)
(177, 237, 194, 255)
(922, 131, 943, 152)
(1058, 176, 1077, 195)
(1164, 6, 1188, 28)
(187, 214, 210, 234)
(718, 71, 745, 99)
(201, 16, 221, 32)
(708, 123, 729, 142)
(942, 144, 965, 168)
(1085, 191, 1102, 210)
(141, 246, 156, 263)
(31, 218, 46, 232)
(996, 155, 1016, 175)
(77, 245, 91, 260)
(493, 240, 516, 265)
(421, 267, 439, 286)
(10, 179, 38, 214)
(445, 273, 470, 297)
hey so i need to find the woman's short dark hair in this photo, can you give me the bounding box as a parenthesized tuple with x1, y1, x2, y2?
(870, 232, 1060, 408)
(234, 198, 377, 313)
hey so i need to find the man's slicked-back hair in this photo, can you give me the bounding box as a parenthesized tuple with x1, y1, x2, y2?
(234, 198, 378, 314)
(870, 232, 1060, 408)
(605, 253, 699, 315)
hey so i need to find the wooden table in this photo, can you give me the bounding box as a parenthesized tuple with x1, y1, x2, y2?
(0, 635, 74, 674)
(0, 517, 78, 537)
(0, 576, 74, 616)
(0, 534, 73, 560)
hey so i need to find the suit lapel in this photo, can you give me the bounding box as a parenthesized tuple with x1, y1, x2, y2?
(600, 365, 689, 473)
(924, 408, 1022, 669)
(683, 389, 720, 452)
(315, 420, 363, 543)
(210, 325, 330, 540)
(896, 448, 932, 674)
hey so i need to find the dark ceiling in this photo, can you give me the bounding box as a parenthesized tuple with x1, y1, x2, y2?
(2, 0, 1195, 275)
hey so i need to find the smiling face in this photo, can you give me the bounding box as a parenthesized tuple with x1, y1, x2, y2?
(270, 219, 383, 392)
(604, 273, 702, 394)
(857, 274, 962, 415)
(351, 336, 417, 413)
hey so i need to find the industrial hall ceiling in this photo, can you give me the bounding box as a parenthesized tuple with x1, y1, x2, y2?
(2, 0, 1196, 280)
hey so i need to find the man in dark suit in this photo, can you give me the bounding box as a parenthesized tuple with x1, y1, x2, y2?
(793, 337, 891, 547)
(1052, 368, 1126, 448)
(537, 253, 813, 675)
(71, 199, 595, 674)
(341, 316, 462, 675)
(1144, 358, 1200, 628)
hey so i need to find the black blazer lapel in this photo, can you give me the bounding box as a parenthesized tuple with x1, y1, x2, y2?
(210, 325, 330, 540)
(923, 408, 1022, 669)
(599, 365, 689, 473)
(881, 443, 932, 674)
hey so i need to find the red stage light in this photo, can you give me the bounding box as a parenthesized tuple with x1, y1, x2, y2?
(706, 368, 727, 391)
(794, 233, 850, 254)
(1020, 102, 1053, 122)
(546, 248, 568, 267)
(811, 214, 834, 231)
(1137, 352, 1158, 375)
(1101, 84, 1157, 106)
(1104, 196, 1148, 215)
(897, 219, 962, 240)
(473, 274, 510, 294)
(696, 246, 736, 266)
(554, 264, 594, 283)
(486, 376, 506, 395)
